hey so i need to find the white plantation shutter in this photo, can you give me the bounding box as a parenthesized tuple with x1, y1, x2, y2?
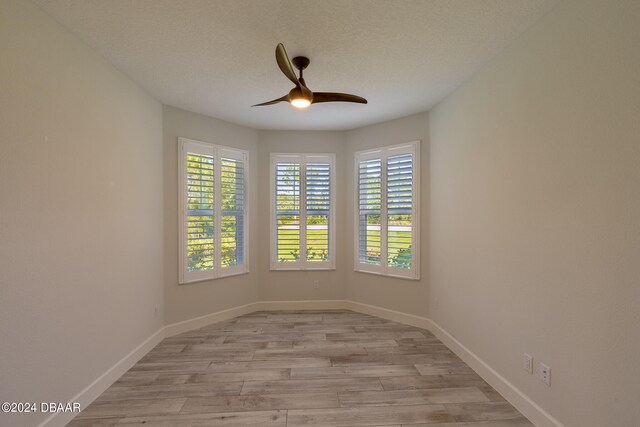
(179, 138, 248, 283)
(355, 142, 419, 279)
(306, 162, 331, 262)
(271, 153, 335, 270)
(182, 140, 215, 283)
(386, 153, 413, 269)
(275, 161, 301, 263)
(218, 148, 247, 277)
(358, 158, 382, 265)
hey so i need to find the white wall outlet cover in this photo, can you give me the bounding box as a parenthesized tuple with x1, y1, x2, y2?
(523, 353, 533, 374)
(539, 363, 551, 386)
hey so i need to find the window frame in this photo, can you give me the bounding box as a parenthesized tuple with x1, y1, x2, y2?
(354, 141, 420, 280)
(270, 153, 336, 271)
(178, 137, 249, 284)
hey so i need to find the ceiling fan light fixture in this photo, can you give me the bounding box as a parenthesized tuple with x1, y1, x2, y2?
(289, 86, 312, 109)
(290, 97, 311, 109)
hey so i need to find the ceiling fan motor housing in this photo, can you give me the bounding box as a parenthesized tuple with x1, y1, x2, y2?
(292, 56, 310, 71)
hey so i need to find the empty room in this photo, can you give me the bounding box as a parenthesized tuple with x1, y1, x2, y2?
(1, 0, 638, 426)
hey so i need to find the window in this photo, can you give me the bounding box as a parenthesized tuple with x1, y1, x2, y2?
(355, 141, 419, 279)
(179, 138, 248, 283)
(270, 153, 335, 270)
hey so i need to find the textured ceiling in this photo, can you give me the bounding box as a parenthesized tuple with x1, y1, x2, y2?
(34, 0, 559, 130)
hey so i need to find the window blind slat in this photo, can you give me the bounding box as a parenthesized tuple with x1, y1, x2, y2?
(358, 158, 382, 265)
(220, 157, 244, 267)
(276, 163, 301, 262)
(387, 153, 413, 269)
(186, 152, 215, 273)
(306, 162, 330, 262)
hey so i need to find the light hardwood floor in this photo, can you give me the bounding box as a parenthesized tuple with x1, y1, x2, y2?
(67, 310, 533, 426)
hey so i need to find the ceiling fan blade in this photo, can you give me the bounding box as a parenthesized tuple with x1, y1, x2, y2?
(275, 43, 300, 87)
(311, 92, 368, 104)
(298, 77, 313, 99)
(252, 95, 289, 107)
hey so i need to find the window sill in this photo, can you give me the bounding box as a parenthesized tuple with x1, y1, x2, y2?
(270, 267, 336, 271)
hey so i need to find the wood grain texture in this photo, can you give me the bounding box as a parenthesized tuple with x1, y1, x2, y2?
(116, 410, 286, 426)
(338, 387, 489, 407)
(406, 420, 533, 427)
(291, 364, 419, 379)
(68, 310, 531, 426)
(240, 377, 384, 394)
(206, 357, 331, 372)
(180, 392, 339, 413)
(287, 404, 452, 426)
(381, 374, 488, 391)
(75, 398, 186, 418)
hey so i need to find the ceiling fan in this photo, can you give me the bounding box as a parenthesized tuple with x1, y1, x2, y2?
(252, 43, 367, 109)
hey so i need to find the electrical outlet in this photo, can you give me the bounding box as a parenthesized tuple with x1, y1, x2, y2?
(539, 363, 551, 386)
(313, 280, 319, 289)
(523, 353, 533, 374)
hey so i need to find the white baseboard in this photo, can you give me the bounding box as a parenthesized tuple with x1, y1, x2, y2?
(344, 301, 561, 427)
(51, 299, 561, 427)
(39, 327, 165, 427)
(346, 300, 432, 330)
(425, 319, 563, 427)
(164, 302, 258, 337)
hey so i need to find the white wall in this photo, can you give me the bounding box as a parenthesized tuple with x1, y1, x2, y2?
(257, 130, 347, 302)
(3, 1, 639, 426)
(163, 105, 259, 324)
(344, 112, 430, 317)
(0, 1, 163, 426)
(429, 0, 640, 425)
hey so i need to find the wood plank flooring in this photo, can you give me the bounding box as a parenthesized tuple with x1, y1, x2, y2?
(67, 310, 533, 427)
